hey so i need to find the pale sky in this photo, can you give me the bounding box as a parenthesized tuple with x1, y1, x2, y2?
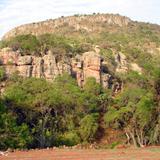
(0, 0, 160, 38)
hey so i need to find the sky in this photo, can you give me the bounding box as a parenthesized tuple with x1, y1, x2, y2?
(0, 0, 160, 38)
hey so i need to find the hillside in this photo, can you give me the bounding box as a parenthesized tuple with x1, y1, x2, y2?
(0, 13, 160, 150)
(2, 14, 131, 40)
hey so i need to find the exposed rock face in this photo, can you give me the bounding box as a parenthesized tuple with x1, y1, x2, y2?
(130, 63, 142, 74)
(114, 52, 128, 73)
(17, 56, 33, 65)
(32, 57, 44, 78)
(83, 51, 101, 83)
(0, 47, 143, 93)
(0, 49, 70, 80)
(71, 51, 103, 87)
(101, 74, 112, 89)
(42, 51, 71, 80)
(2, 14, 131, 40)
(0, 48, 122, 91)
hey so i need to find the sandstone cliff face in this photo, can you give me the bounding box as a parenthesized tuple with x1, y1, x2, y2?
(0, 49, 70, 80)
(0, 47, 143, 94)
(0, 48, 124, 92)
(2, 14, 131, 40)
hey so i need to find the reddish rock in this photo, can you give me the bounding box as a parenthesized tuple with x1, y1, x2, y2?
(82, 51, 101, 84)
(0, 48, 123, 91)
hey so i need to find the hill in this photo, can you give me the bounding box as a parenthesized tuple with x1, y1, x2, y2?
(2, 14, 131, 40)
(0, 13, 160, 150)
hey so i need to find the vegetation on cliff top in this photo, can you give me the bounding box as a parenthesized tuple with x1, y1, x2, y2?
(0, 34, 92, 56)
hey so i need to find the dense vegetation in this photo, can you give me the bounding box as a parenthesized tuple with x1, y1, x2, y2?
(0, 70, 159, 149)
(0, 74, 110, 149)
(0, 34, 92, 57)
(0, 15, 160, 149)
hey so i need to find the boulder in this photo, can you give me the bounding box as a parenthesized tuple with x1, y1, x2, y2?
(130, 63, 142, 74)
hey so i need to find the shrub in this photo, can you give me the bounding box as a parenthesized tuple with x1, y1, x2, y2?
(0, 101, 32, 149)
(0, 34, 40, 54)
(57, 132, 80, 146)
(0, 67, 5, 81)
(79, 113, 99, 142)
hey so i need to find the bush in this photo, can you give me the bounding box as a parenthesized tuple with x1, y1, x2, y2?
(56, 132, 80, 146)
(0, 67, 5, 81)
(79, 114, 99, 142)
(0, 101, 32, 150)
(1, 35, 40, 54)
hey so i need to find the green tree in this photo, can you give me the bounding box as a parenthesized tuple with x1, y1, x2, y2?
(0, 67, 5, 81)
(79, 113, 99, 142)
(0, 101, 32, 150)
(4, 75, 87, 147)
(104, 87, 155, 147)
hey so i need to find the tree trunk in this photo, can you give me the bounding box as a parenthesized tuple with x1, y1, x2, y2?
(125, 132, 131, 145)
(129, 132, 138, 148)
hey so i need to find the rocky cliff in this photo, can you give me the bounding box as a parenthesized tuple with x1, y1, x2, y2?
(1, 13, 157, 93)
(0, 47, 125, 93)
(0, 45, 143, 94)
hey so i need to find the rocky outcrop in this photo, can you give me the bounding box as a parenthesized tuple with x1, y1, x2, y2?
(82, 51, 101, 83)
(0, 48, 123, 92)
(0, 47, 143, 93)
(0, 51, 73, 81)
(130, 63, 142, 74)
(114, 52, 142, 75)
(72, 51, 105, 87)
(114, 52, 128, 73)
(2, 14, 131, 40)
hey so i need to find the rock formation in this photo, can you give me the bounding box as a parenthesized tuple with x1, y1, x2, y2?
(130, 63, 142, 74)
(114, 52, 128, 73)
(0, 48, 123, 91)
(0, 45, 143, 94)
